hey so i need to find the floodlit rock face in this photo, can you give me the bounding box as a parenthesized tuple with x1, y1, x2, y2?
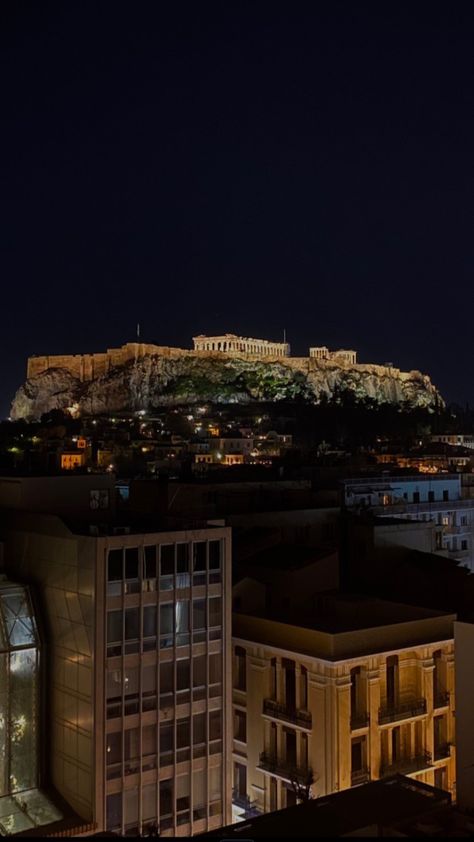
(11, 353, 443, 420)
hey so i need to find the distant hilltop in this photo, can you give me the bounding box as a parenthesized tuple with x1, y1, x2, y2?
(26, 334, 360, 382)
(12, 335, 443, 420)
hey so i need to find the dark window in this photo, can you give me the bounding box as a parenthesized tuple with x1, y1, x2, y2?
(413, 492, 420, 503)
(159, 780, 173, 818)
(125, 608, 139, 640)
(124, 728, 140, 762)
(462, 540, 468, 551)
(387, 655, 398, 706)
(160, 545, 175, 575)
(177, 659, 190, 692)
(209, 597, 222, 628)
(125, 547, 139, 579)
(234, 710, 246, 742)
(193, 655, 206, 691)
(143, 606, 157, 639)
(428, 491, 435, 503)
(177, 718, 190, 748)
(160, 604, 173, 636)
(443, 490, 449, 501)
(144, 546, 157, 579)
(160, 723, 174, 757)
(209, 540, 221, 569)
(106, 732, 122, 764)
(160, 661, 174, 696)
(106, 793, 122, 830)
(177, 543, 189, 572)
(193, 542, 207, 571)
(193, 712, 206, 745)
(107, 611, 122, 643)
(193, 599, 206, 631)
(209, 710, 222, 741)
(235, 646, 246, 691)
(108, 549, 123, 581)
(351, 739, 363, 772)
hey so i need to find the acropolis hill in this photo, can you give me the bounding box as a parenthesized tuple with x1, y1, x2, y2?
(11, 334, 443, 420)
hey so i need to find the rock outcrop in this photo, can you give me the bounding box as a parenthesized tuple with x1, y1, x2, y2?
(11, 353, 443, 420)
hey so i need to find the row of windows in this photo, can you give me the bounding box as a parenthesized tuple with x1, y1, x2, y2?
(106, 712, 223, 778)
(106, 653, 222, 718)
(106, 768, 222, 832)
(107, 541, 222, 595)
(106, 598, 222, 655)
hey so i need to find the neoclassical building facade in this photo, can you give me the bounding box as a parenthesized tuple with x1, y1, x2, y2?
(231, 598, 456, 820)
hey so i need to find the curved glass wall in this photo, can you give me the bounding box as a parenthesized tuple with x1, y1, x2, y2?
(0, 576, 62, 835)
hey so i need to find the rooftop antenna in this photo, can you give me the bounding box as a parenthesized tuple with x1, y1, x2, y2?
(283, 328, 287, 344)
(137, 322, 141, 340)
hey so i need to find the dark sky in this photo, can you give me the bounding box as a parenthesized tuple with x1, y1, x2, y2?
(2, 1, 474, 417)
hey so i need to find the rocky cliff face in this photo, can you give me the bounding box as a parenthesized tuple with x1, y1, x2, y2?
(10, 353, 443, 420)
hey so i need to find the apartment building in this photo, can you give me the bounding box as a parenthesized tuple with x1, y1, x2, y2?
(0, 505, 232, 836)
(341, 474, 474, 571)
(231, 594, 455, 820)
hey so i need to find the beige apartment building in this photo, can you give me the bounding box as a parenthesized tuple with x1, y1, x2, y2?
(0, 502, 232, 836)
(231, 595, 456, 820)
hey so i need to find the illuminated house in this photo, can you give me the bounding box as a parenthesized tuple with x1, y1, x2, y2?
(0, 575, 63, 835)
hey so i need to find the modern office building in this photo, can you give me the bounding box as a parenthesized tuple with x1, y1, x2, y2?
(0, 500, 232, 836)
(231, 592, 456, 820)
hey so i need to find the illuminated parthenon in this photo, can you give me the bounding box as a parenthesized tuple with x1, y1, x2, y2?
(193, 333, 290, 356)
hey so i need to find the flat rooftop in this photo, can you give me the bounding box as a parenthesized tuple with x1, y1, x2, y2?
(199, 776, 450, 838)
(234, 593, 456, 660)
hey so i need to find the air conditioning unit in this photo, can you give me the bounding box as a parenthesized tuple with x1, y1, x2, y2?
(89, 525, 99, 536)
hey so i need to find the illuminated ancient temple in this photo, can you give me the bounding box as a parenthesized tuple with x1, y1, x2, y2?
(0, 575, 63, 835)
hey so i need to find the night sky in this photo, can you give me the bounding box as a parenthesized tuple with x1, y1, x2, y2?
(2, 2, 474, 417)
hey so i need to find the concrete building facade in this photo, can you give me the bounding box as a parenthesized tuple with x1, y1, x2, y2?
(341, 475, 474, 571)
(1, 511, 233, 836)
(231, 597, 456, 821)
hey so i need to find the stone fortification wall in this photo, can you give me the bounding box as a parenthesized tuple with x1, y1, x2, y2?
(26, 342, 404, 383)
(27, 343, 193, 382)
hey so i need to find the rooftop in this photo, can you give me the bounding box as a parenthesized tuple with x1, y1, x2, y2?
(199, 776, 450, 838)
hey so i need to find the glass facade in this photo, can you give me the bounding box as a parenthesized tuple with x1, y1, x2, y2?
(0, 577, 63, 835)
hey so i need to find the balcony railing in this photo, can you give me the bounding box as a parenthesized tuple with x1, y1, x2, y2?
(434, 743, 451, 761)
(232, 790, 262, 818)
(434, 690, 450, 709)
(258, 751, 312, 784)
(351, 768, 370, 786)
(379, 698, 427, 725)
(351, 712, 370, 730)
(263, 699, 312, 730)
(381, 752, 432, 777)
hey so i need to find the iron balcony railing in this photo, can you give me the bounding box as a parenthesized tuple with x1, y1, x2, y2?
(263, 699, 312, 730)
(232, 790, 262, 817)
(380, 752, 432, 777)
(258, 751, 312, 784)
(378, 698, 427, 725)
(434, 690, 450, 709)
(351, 768, 370, 786)
(434, 743, 451, 761)
(350, 712, 370, 730)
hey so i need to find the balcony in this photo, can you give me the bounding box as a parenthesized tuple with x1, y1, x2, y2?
(380, 752, 432, 777)
(378, 698, 426, 725)
(232, 790, 262, 819)
(434, 690, 450, 709)
(258, 751, 312, 784)
(263, 699, 312, 730)
(351, 712, 370, 730)
(351, 768, 370, 786)
(434, 743, 451, 761)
